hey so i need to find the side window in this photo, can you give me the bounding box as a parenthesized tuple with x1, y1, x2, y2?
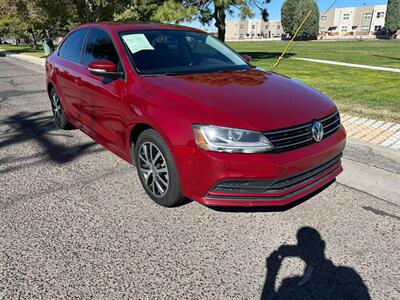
(58, 29, 88, 63)
(83, 29, 120, 67)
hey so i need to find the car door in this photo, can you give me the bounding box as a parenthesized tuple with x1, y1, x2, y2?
(55, 29, 89, 122)
(79, 28, 127, 156)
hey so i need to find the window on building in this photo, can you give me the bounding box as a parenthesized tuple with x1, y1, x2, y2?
(320, 27, 326, 32)
(321, 15, 327, 21)
(240, 25, 244, 29)
(362, 26, 370, 32)
(374, 25, 382, 32)
(240, 34, 244, 39)
(265, 25, 268, 29)
(341, 26, 348, 32)
(277, 25, 281, 30)
(364, 12, 372, 19)
(252, 25, 255, 29)
(377, 12, 385, 18)
(343, 13, 350, 20)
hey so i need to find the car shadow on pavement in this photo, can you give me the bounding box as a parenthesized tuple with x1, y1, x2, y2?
(209, 180, 335, 213)
(261, 227, 371, 300)
(0, 111, 103, 167)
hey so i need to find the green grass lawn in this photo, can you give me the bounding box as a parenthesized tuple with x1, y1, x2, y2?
(0, 44, 46, 58)
(229, 40, 400, 68)
(229, 40, 400, 122)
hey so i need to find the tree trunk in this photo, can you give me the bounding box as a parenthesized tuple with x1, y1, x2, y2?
(28, 28, 38, 49)
(44, 28, 51, 39)
(214, 5, 226, 42)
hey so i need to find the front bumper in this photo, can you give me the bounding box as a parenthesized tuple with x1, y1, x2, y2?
(173, 126, 346, 207)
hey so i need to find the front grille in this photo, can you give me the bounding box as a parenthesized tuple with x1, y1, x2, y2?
(264, 111, 341, 153)
(265, 153, 342, 193)
(209, 154, 342, 196)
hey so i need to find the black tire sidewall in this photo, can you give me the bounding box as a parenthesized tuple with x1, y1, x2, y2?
(134, 129, 183, 207)
(50, 88, 70, 129)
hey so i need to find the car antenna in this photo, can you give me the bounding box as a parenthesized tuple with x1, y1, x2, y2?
(272, 0, 340, 72)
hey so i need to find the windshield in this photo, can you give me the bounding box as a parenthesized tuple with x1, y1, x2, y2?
(119, 30, 250, 75)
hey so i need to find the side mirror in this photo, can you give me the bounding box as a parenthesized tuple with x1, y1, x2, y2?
(88, 60, 123, 78)
(241, 54, 252, 64)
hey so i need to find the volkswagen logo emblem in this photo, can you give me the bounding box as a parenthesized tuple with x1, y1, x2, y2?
(311, 121, 324, 142)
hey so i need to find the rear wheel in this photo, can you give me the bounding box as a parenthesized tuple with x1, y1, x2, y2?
(50, 88, 73, 129)
(134, 129, 184, 207)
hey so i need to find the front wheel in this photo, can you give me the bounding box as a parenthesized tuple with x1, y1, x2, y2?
(50, 88, 73, 129)
(134, 129, 184, 207)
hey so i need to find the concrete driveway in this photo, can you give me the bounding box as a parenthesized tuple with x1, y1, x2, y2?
(1, 57, 399, 299)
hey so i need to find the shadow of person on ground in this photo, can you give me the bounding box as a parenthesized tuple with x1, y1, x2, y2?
(261, 227, 371, 300)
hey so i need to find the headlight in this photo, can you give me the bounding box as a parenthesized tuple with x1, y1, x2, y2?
(192, 125, 273, 153)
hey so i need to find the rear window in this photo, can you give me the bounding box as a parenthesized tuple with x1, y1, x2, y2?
(58, 29, 88, 64)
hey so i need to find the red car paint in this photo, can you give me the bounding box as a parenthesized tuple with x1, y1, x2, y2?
(46, 23, 346, 207)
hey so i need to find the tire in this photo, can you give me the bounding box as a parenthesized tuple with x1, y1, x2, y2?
(49, 88, 73, 129)
(134, 129, 184, 207)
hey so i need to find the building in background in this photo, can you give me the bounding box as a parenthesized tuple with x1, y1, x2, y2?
(319, 4, 387, 36)
(226, 19, 283, 40)
(225, 4, 390, 40)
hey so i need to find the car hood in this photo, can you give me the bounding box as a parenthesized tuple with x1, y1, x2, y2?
(141, 68, 337, 131)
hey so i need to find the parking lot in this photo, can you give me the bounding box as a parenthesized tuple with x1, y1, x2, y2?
(1, 57, 399, 299)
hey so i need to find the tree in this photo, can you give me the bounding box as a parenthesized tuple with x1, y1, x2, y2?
(0, 0, 73, 46)
(281, 0, 297, 37)
(68, 0, 128, 23)
(154, 1, 272, 42)
(0, 0, 28, 45)
(281, 0, 319, 38)
(385, 0, 400, 39)
(0, 17, 27, 45)
(115, 0, 167, 22)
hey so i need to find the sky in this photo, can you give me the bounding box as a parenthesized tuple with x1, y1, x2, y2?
(184, 0, 388, 31)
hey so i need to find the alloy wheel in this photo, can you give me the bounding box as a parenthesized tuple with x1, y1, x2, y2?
(51, 92, 62, 124)
(138, 142, 169, 197)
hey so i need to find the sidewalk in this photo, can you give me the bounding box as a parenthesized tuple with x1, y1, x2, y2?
(293, 57, 400, 73)
(341, 114, 400, 150)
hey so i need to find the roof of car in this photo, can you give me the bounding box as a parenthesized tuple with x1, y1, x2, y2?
(77, 22, 205, 34)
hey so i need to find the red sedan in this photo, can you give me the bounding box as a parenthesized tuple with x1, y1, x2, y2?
(45, 23, 346, 207)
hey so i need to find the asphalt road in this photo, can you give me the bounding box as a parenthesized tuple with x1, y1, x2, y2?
(1, 57, 399, 299)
